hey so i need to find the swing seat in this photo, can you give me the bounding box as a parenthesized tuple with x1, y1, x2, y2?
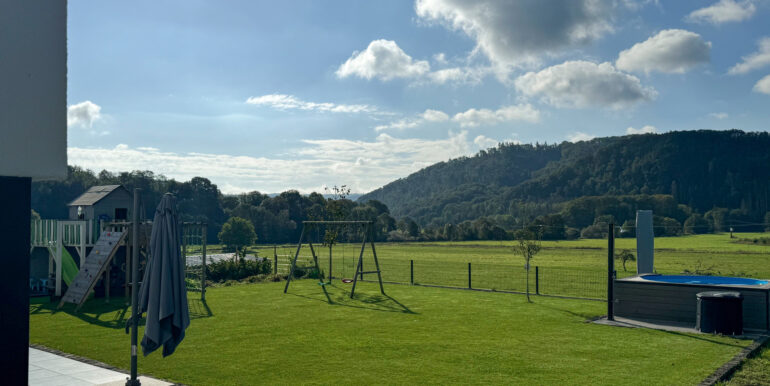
(341, 278, 354, 284)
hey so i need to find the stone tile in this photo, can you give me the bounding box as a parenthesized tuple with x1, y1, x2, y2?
(34, 357, 95, 373)
(28, 368, 60, 382)
(68, 368, 126, 384)
(34, 374, 93, 386)
(29, 347, 173, 386)
(29, 349, 60, 363)
(100, 375, 173, 386)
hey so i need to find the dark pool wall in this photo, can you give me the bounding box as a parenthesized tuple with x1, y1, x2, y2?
(614, 279, 770, 331)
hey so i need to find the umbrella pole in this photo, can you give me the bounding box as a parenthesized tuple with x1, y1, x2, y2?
(127, 189, 141, 386)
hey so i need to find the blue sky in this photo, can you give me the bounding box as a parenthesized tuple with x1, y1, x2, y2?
(66, 0, 770, 194)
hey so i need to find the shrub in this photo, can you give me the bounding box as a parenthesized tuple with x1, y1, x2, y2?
(291, 265, 322, 279)
(683, 214, 710, 234)
(206, 258, 271, 282)
(653, 216, 682, 236)
(184, 277, 200, 290)
(580, 224, 607, 239)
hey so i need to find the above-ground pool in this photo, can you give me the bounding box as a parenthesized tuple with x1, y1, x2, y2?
(615, 274, 770, 331)
(640, 274, 768, 286)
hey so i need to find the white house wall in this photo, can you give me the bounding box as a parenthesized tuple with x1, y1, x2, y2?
(0, 1, 67, 180)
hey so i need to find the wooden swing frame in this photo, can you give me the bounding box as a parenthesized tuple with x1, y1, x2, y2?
(283, 220, 385, 298)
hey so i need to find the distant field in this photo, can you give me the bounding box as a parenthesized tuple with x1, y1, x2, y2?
(246, 232, 770, 274)
(232, 233, 770, 299)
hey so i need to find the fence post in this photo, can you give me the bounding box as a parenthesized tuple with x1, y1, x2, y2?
(468, 262, 472, 289)
(410, 260, 414, 285)
(535, 266, 539, 295)
(273, 245, 278, 275)
(201, 223, 207, 301)
(608, 222, 615, 321)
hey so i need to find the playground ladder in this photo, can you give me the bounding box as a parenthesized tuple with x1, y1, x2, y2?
(58, 230, 127, 311)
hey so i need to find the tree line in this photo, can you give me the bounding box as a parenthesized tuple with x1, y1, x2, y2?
(32, 155, 770, 246)
(361, 130, 770, 230)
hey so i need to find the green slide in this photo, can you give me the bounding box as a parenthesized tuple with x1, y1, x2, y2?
(61, 249, 79, 286)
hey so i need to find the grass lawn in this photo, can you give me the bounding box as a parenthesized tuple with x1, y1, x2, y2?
(31, 280, 751, 385)
(722, 345, 770, 385)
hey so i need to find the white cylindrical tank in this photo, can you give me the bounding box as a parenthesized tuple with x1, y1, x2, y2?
(636, 210, 654, 274)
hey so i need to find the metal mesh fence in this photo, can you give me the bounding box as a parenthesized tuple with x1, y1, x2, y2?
(536, 267, 607, 299)
(273, 243, 609, 300)
(181, 223, 207, 296)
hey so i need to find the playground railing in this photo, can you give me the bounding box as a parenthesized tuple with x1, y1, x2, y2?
(30, 219, 97, 247)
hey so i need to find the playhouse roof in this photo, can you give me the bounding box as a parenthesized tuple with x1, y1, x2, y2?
(68, 185, 128, 206)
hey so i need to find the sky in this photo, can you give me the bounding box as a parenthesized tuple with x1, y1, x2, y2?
(66, 0, 770, 194)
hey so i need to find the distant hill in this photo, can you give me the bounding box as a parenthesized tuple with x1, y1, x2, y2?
(359, 130, 770, 227)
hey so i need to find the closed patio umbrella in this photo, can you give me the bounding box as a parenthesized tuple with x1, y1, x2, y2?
(138, 193, 189, 357)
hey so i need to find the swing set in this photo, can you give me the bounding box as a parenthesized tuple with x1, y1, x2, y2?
(283, 220, 385, 298)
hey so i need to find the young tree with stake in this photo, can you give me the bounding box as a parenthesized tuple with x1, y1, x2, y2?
(513, 228, 542, 302)
(616, 249, 636, 272)
(323, 185, 350, 281)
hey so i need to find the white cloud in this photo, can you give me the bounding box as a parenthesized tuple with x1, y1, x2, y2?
(421, 109, 450, 122)
(621, 0, 660, 11)
(626, 125, 657, 134)
(426, 66, 491, 85)
(728, 37, 770, 75)
(754, 74, 770, 94)
(473, 135, 498, 149)
(709, 112, 728, 119)
(67, 101, 102, 128)
(452, 104, 541, 127)
(433, 53, 448, 65)
(374, 104, 539, 132)
(415, 0, 614, 73)
(515, 61, 657, 109)
(567, 132, 595, 142)
(373, 119, 420, 132)
(374, 109, 450, 132)
(68, 131, 478, 194)
(685, 0, 756, 25)
(616, 29, 711, 74)
(336, 39, 430, 81)
(246, 94, 376, 114)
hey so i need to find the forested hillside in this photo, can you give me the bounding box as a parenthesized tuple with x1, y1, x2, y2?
(32, 130, 770, 244)
(360, 130, 770, 230)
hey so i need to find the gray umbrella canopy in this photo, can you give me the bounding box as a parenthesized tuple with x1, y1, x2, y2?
(138, 193, 190, 357)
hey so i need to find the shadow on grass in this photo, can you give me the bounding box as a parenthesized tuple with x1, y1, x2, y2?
(287, 282, 417, 314)
(188, 298, 214, 319)
(658, 330, 746, 348)
(534, 299, 600, 320)
(30, 297, 133, 329)
(534, 299, 745, 348)
(30, 294, 214, 330)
